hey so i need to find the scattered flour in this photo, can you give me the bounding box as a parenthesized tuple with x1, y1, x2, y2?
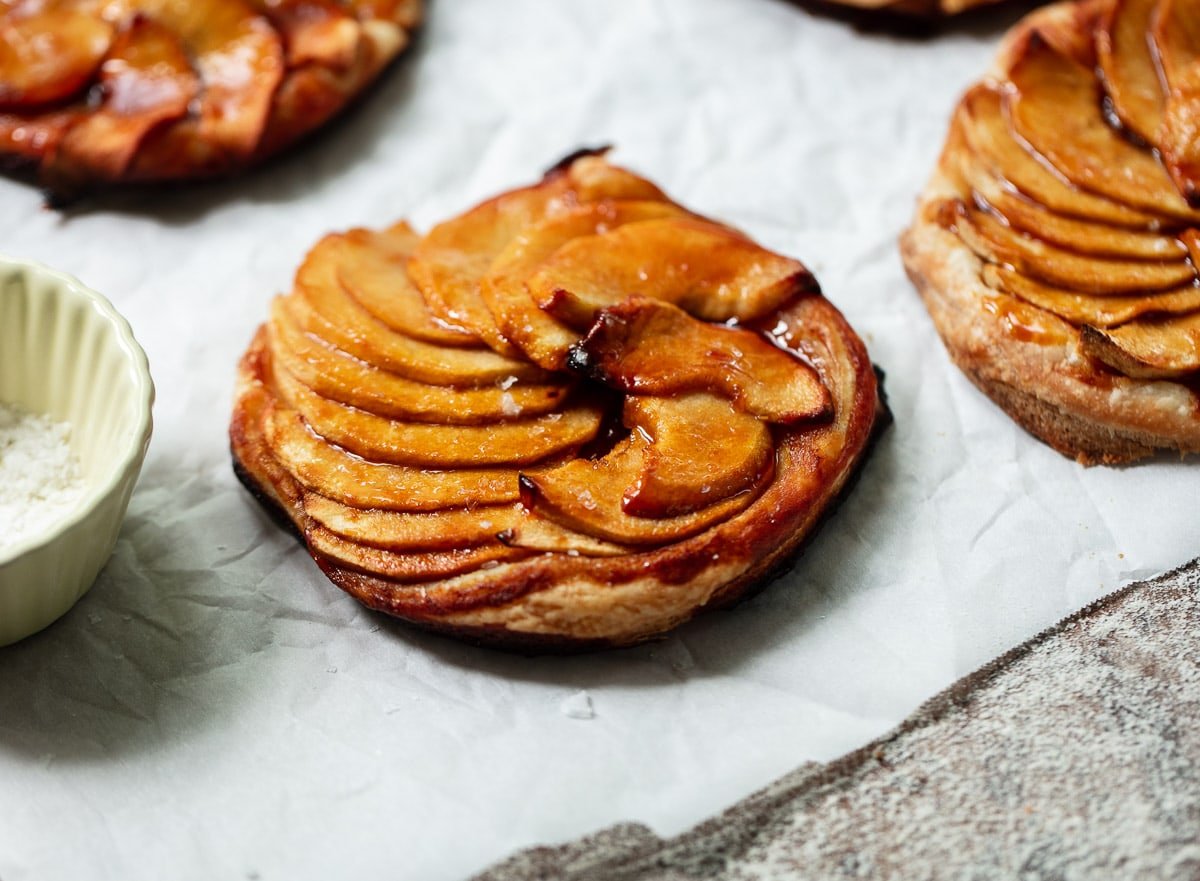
(0, 402, 87, 550)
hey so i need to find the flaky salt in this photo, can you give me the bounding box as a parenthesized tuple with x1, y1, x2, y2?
(0, 402, 87, 550)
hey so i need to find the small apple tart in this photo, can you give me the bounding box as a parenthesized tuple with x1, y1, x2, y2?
(902, 0, 1200, 464)
(231, 152, 886, 649)
(0, 0, 420, 201)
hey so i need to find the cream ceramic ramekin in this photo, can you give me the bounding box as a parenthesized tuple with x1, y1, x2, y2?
(0, 256, 154, 646)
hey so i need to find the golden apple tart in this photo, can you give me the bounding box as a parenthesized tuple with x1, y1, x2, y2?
(902, 0, 1200, 464)
(0, 0, 420, 200)
(230, 152, 886, 649)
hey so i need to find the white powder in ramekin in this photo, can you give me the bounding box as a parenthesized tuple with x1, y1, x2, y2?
(0, 402, 88, 551)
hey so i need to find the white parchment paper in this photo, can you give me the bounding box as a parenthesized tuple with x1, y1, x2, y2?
(1, 1, 1197, 878)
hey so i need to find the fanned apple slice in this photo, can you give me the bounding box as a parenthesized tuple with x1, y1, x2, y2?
(308, 525, 528, 583)
(496, 513, 630, 557)
(570, 297, 831, 424)
(481, 200, 693, 370)
(620, 394, 773, 519)
(948, 202, 1195, 294)
(1080, 312, 1200, 378)
(337, 224, 478, 347)
(268, 298, 569, 423)
(249, 0, 360, 68)
(264, 405, 523, 511)
(1151, 0, 1200, 206)
(274, 366, 603, 468)
(959, 85, 1158, 229)
(303, 495, 519, 551)
(0, 10, 112, 110)
(953, 143, 1185, 260)
(982, 265, 1200, 327)
(1007, 35, 1200, 222)
(47, 17, 198, 185)
(130, 0, 284, 167)
(1096, 0, 1166, 144)
(407, 155, 668, 353)
(292, 240, 546, 385)
(518, 431, 767, 547)
(527, 217, 816, 330)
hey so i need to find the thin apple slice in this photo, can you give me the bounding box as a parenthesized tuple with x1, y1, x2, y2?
(570, 297, 831, 424)
(274, 365, 604, 468)
(337, 224, 478, 346)
(1151, 0, 1200, 206)
(292, 237, 546, 385)
(1096, 0, 1166, 144)
(303, 494, 519, 551)
(308, 524, 527, 583)
(620, 394, 773, 519)
(954, 144, 1185, 260)
(526, 217, 815, 329)
(496, 513, 630, 557)
(249, 0, 360, 68)
(518, 431, 767, 547)
(481, 200, 693, 370)
(1007, 35, 1200, 223)
(46, 17, 198, 185)
(982, 265, 1200, 327)
(958, 85, 1158, 229)
(948, 202, 1195, 294)
(268, 297, 569, 423)
(1080, 312, 1200, 378)
(264, 405, 523, 510)
(130, 0, 284, 170)
(0, 108, 77, 161)
(407, 155, 669, 353)
(0, 10, 112, 110)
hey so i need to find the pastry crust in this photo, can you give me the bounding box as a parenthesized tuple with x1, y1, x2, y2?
(229, 155, 885, 650)
(901, 0, 1200, 465)
(0, 0, 421, 201)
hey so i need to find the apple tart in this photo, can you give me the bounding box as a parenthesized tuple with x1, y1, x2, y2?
(902, 0, 1200, 464)
(0, 0, 421, 201)
(230, 152, 886, 649)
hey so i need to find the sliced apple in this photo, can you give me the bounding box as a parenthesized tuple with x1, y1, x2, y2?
(345, 0, 422, 27)
(335, 225, 478, 346)
(570, 297, 831, 424)
(526, 217, 815, 330)
(1151, 0, 1200, 206)
(264, 404, 524, 510)
(303, 494, 519, 551)
(292, 236, 546, 385)
(0, 10, 112, 110)
(1080, 312, 1200, 379)
(274, 365, 603, 468)
(948, 203, 1195, 294)
(1096, 0, 1166, 144)
(955, 145, 1185, 260)
(268, 297, 569, 423)
(481, 200, 693, 370)
(959, 84, 1158, 229)
(983, 265, 1200, 327)
(496, 512, 631, 557)
(249, 0, 360, 68)
(308, 524, 527, 583)
(620, 394, 773, 519)
(0, 108, 77, 161)
(130, 0, 284, 169)
(47, 17, 198, 184)
(518, 430, 767, 547)
(1007, 34, 1200, 223)
(407, 156, 670, 353)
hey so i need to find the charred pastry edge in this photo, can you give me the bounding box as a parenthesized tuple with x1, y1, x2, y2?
(6, 4, 425, 208)
(900, 0, 1200, 466)
(230, 293, 887, 653)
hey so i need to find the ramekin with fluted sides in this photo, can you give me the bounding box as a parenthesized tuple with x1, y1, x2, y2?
(0, 256, 154, 646)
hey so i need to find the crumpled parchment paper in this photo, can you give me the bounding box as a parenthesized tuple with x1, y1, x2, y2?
(1, 2, 1197, 879)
